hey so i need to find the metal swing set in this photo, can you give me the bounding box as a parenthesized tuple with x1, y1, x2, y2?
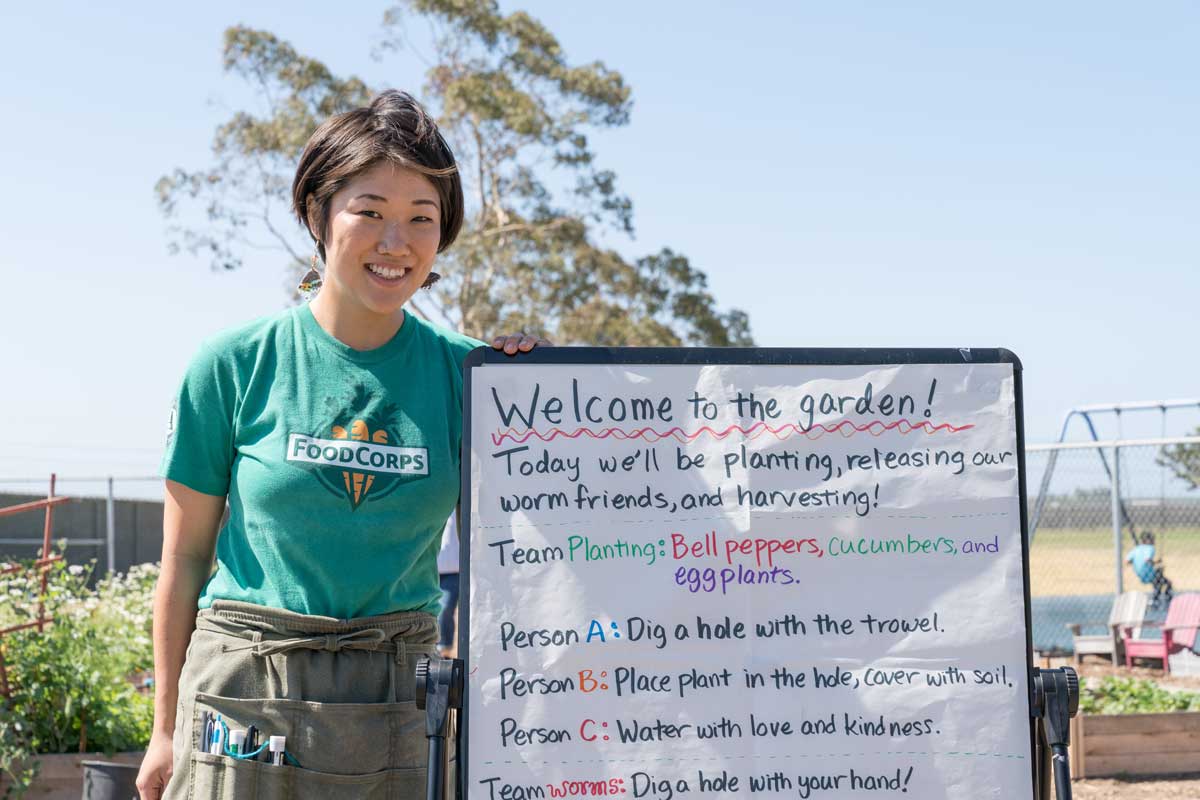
(1029, 399, 1200, 609)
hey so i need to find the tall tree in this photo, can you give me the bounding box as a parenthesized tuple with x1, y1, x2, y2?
(156, 28, 371, 278)
(1158, 434, 1200, 491)
(157, 5, 752, 345)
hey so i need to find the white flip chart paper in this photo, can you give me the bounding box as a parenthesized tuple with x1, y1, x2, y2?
(465, 358, 1032, 800)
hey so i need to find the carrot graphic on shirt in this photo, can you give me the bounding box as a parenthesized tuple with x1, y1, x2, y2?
(330, 386, 402, 509)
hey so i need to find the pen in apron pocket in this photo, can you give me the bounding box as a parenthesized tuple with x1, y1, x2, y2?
(245, 725, 258, 760)
(269, 736, 286, 766)
(209, 714, 224, 755)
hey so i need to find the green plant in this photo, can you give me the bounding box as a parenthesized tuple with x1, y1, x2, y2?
(0, 553, 158, 796)
(1079, 675, 1200, 715)
(0, 706, 38, 799)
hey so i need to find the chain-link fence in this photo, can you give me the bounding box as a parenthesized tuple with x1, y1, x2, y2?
(0, 476, 162, 579)
(3, 450, 1197, 658)
(1026, 437, 1200, 656)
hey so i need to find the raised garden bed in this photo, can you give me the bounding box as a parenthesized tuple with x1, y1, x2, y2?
(3, 751, 143, 799)
(1070, 712, 1200, 779)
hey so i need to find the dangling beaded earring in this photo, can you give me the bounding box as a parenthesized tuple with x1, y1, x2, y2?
(421, 271, 441, 290)
(297, 249, 323, 298)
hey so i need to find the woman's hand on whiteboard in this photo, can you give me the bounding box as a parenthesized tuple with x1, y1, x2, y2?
(491, 331, 552, 356)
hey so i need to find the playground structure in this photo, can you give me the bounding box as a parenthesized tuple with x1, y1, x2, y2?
(1026, 399, 1200, 660)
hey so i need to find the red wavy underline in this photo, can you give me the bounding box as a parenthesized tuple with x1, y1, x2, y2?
(490, 419, 974, 446)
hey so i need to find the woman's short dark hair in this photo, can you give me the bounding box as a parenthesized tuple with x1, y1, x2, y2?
(292, 90, 464, 258)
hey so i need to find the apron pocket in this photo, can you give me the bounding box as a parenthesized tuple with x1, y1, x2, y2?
(188, 752, 285, 800)
(278, 764, 425, 799)
(188, 752, 424, 800)
(193, 691, 426, 775)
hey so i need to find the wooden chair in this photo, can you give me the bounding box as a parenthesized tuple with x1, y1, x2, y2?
(1122, 593, 1200, 674)
(1067, 591, 1148, 665)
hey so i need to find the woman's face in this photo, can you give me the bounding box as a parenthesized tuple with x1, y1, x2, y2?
(318, 161, 442, 319)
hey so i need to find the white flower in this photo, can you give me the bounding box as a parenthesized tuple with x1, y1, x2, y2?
(67, 565, 84, 576)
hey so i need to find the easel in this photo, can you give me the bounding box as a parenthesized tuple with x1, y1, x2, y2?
(420, 659, 1080, 800)
(449, 348, 1069, 800)
(1032, 666, 1080, 800)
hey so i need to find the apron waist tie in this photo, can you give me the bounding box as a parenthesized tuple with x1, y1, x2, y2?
(224, 627, 391, 657)
(220, 627, 432, 701)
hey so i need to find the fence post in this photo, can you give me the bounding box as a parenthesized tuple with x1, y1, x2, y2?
(106, 476, 116, 576)
(1110, 443, 1122, 594)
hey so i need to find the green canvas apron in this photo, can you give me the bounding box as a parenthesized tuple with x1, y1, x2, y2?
(163, 600, 439, 799)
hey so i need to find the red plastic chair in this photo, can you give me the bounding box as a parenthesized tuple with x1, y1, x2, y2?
(1122, 593, 1200, 674)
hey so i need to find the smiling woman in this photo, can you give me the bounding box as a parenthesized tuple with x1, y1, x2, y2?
(292, 91, 464, 349)
(294, 91, 463, 265)
(136, 91, 545, 800)
(308, 162, 447, 346)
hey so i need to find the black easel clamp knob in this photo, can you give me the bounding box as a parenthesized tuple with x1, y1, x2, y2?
(1031, 666, 1080, 800)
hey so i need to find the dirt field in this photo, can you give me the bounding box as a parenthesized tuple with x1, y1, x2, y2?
(1029, 526, 1200, 596)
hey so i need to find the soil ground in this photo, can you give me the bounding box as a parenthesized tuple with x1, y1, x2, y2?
(1073, 775, 1200, 799)
(1066, 654, 1200, 690)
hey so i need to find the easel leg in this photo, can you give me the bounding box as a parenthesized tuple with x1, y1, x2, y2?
(416, 657, 464, 800)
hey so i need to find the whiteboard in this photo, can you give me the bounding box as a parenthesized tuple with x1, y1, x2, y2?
(461, 349, 1034, 800)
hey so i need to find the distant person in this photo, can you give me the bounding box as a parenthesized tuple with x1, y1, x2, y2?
(1127, 533, 1157, 584)
(437, 511, 460, 657)
(1127, 531, 1174, 609)
(137, 91, 548, 800)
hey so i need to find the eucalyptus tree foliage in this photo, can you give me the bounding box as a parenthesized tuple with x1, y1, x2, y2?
(1158, 435, 1200, 491)
(155, 28, 371, 280)
(157, 6, 753, 345)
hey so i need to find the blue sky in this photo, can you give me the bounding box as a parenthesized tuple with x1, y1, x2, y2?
(2, 1, 1198, 499)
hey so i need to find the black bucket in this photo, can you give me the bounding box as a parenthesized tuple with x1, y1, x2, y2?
(80, 761, 139, 800)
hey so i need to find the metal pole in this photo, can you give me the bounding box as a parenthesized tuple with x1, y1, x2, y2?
(1111, 444, 1122, 594)
(106, 477, 116, 576)
(38, 473, 56, 633)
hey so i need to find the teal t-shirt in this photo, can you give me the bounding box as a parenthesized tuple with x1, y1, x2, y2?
(161, 305, 483, 619)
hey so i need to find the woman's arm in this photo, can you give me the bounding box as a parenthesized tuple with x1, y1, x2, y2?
(150, 479, 225, 737)
(139, 480, 224, 798)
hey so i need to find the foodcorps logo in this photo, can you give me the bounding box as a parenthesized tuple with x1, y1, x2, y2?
(287, 384, 430, 510)
(287, 434, 428, 474)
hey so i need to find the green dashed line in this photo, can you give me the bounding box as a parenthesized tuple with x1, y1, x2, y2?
(482, 751, 1025, 766)
(478, 511, 1008, 529)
